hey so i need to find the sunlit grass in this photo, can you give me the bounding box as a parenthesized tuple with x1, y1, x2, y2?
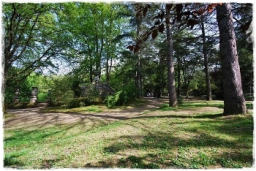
(159, 100, 253, 111)
(4, 100, 253, 169)
(40, 105, 105, 113)
(41, 98, 149, 113)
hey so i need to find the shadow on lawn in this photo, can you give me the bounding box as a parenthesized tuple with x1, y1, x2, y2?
(4, 115, 111, 168)
(4, 99, 253, 169)
(85, 115, 253, 169)
(4, 153, 24, 168)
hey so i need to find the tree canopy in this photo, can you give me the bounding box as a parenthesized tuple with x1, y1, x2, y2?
(2, 2, 253, 114)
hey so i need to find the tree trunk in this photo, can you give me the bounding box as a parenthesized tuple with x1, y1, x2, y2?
(177, 56, 181, 97)
(166, 4, 177, 106)
(136, 16, 142, 98)
(216, 3, 247, 114)
(138, 55, 142, 98)
(201, 16, 212, 101)
(106, 55, 110, 82)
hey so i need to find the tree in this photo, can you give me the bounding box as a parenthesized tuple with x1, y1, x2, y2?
(172, 29, 198, 97)
(128, 3, 179, 106)
(135, 4, 142, 98)
(232, 3, 253, 98)
(58, 3, 128, 84)
(127, 3, 223, 105)
(200, 15, 212, 101)
(216, 3, 247, 114)
(166, 4, 177, 106)
(3, 3, 62, 88)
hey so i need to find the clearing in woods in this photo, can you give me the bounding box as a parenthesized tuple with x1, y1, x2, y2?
(4, 98, 253, 169)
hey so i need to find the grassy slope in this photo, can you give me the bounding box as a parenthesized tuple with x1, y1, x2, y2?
(4, 100, 253, 169)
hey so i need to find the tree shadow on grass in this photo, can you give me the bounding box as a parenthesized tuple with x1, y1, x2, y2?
(4, 153, 24, 168)
(4, 114, 114, 168)
(133, 113, 228, 119)
(86, 155, 161, 169)
(85, 115, 253, 169)
(4, 102, 253, 169)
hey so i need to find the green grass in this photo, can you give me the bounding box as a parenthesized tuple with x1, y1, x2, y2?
(40, 99, 148, 113)
(158, 101, 221, 111)
(40, 105, 104, 113)
(4, 100, 253, 169)
(159, 100, 253, 111)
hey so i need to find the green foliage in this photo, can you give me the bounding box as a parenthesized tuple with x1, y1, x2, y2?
(49, 76, 107, 108)
(4, 72, 52, 104)
(58, 2, 128, 84)
(69, 97, 93, 108)
(105, 80, 137, 108)
(238, 47, 253, 94)
(50, 76, 74, 108)
(6, 102, 38, 109)
(3, 3, 62, 87)
(26, 103, 37, 108)
(84, 84, 101, 101)
(10, 103, 28, 109)
(4, 73, 31, 103)
(37, 92, 48, 102)
(105, 90, 128, 108)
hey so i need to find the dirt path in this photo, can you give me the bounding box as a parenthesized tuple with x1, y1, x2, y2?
(4, 98, 169, 129)
(4, 98, 225, 130)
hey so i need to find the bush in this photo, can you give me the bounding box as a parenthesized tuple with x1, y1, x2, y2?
(27, 103, 37, 108)
(105, 80, 137, 108)
(69, 97, 93, 108)
(105, 90, 128, 108)
(37, 92, 48, 102)
(51, 90, 74, 108)
(50, 76, 75, 107)
(7, 103, 28, 109)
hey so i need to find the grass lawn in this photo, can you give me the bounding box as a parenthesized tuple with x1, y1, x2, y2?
(40, 105, 105, 113)
(4, 100, 253, 169)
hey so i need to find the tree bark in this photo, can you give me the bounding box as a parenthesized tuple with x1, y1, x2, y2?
(136, 15, 142, 98)
(201, 16, 212, 101)
(216, 3, 247, 114)
(177, 56, 181, 97)
(166, 4, 177, 106)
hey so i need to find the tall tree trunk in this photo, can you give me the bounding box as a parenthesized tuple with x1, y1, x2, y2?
(216, 3, 247, 114)
(89, 59, 93, 83)
(109, 57, 113, 81)
(155, 62, 161, 98)
(136, 16, 142, 98)
(106, 55, 110, 82)
(166, 4, 177, 106)
(86, 43, 93, 83)
(106, 16, 113, 83)
(177, 56, 181, 97)
(105, 34, 110, 83)
(201, 16, 212, 101)
(138, 54, 142, 98)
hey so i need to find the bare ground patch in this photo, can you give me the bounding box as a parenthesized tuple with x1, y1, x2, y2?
(4, 98, 224, 130)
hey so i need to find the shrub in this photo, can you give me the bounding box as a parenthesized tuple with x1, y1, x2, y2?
(27, 103, 37, 108)
(50, 76, 75, 107)
(69, 97, 92, 108)
(105, 95, 115, 108)
(8, 103, 28, 109)
(37, 92, 48, 102)
(51, 90, 74, 107)
(105, 90, 128, 108)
